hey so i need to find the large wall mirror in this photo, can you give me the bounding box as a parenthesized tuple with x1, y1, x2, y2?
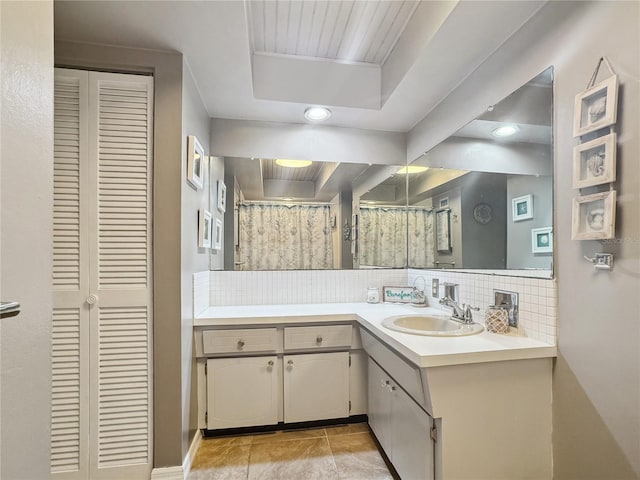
(406, 67, 554, 277)
(212, 67, 553, 276)
(217, 157, 405, 270)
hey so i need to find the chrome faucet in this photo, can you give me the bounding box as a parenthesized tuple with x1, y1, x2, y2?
(439, 296, 466, 321)
(439, 282, 479, 323)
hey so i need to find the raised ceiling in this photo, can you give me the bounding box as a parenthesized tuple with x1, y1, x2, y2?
(246, 0, 419, 65)
(54, 1, 547, 132)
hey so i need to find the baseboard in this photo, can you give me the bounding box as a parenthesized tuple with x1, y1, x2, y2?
(183, 429, 203, 478)
(150, 466, 184, 479)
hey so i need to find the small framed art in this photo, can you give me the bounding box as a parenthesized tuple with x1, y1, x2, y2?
(531, 227, 553, 254)
(512, 194, 533, 222)
(187, 135, 205, 190)
(213, 218, 223, 251)
(571, 191, 616, 240)
(572, 132, 616, 188)
(573, 75, 618, 137)
(198, 209, 212, 248)
(217, 180, 227, 213)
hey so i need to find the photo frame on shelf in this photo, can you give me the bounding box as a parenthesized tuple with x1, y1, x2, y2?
(573, 75, 618, 137)
(512, 194, 533, 222)
(198, 209, 212, 248)
(571, 191, 616, 240)
(217, 179, 227, 213)
(187, 135, 205, 190)
(572, 132, 617, 188)
(531, 227, 553, 254)
(436, 209, 451, 252)
(213, 218, 223, 251)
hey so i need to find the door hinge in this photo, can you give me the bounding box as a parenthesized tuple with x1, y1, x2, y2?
(349, 401, 352, 412)
(205, 412, 208, 424)
(430, 426, 438, 443)
(349, 355, 352, 367)
(204, 363, 207, 375)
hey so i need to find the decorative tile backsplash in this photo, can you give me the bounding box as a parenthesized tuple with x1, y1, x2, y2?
(198, 268, 556, 344)
(208, 269, 406, 306)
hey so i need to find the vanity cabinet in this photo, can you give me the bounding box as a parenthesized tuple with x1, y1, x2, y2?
(368, 359, 435, 480)
(206, 356, 279, 429)
(196, 322, 365, 432)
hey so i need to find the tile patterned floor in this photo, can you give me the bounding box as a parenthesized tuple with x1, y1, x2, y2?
(189, 423, 398, 480)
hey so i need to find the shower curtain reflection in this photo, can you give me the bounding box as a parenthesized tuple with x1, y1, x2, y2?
(238, 203, 333, 270)
(358, 206, 434, 268)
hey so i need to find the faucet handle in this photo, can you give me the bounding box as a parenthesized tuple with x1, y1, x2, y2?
(463, 304, 480, 322)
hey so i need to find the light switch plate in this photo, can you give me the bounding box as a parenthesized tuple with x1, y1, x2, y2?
(432, 278, 439, 297)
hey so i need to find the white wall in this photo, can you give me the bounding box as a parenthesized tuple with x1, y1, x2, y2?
(0, 1, 53, 478)
(180, 60, 215, 459)
(408, 2, 640, 476)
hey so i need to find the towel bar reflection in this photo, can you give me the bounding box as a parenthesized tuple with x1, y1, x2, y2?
(0, 301, 20, 319)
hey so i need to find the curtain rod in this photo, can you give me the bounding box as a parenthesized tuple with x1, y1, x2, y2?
(240, 200, 331, 207)
(359, 205, 433, 211)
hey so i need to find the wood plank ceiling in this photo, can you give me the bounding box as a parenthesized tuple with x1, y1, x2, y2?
(246, 0, 420, 65)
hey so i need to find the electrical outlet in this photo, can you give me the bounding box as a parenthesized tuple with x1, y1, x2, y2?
(432, 278, 439, 297)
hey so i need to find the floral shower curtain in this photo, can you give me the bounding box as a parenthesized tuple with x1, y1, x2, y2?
(238, 203, 333, 270)
(359, 207, 434, 268)
(407, 208, 434, 268)
(359, 207, 408, 268)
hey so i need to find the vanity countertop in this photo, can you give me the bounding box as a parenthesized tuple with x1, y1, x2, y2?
(194, 303, 556, 368)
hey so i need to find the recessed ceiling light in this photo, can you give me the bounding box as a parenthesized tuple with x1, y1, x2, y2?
(304, 106, 331, 122)
(492, 125, 519, 137)
(275, 159, 313, 168)
(396, 165, 429, 174)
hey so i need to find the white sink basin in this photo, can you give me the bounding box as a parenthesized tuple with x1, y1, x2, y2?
(382, 314, 484, 337)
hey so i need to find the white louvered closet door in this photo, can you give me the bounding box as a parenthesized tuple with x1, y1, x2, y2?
(52, 69, 153, 480)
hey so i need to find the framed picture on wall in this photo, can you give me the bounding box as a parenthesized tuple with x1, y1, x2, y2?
(198, 209, 212, 248)
(213, 218, 223, 251)
(573, 75, 618, 137)
(531, 227, 553, 254)
(571, 191, 616, 240)
(512, 194, 533, 222)
(217, 180, 227, 213)
(436, 209, 451, 252)
(187, 135, 205, 190)
(572, 132, 616, 188)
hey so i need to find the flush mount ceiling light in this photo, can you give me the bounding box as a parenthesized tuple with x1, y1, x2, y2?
(396, 165, 429, 174)
(304, 106, 332, 122)
(492, 125, 520, 137)
(275, 159, 313, 168)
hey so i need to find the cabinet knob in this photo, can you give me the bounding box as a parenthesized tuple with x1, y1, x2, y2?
(86, 294, 99, 305)
(267, 360, 274, 367)
(391, 386, 396, 391)
(287, 359, 294, 366)
(237, 340, 245, 349)
(385, 380, 390, 385)
(316, 335, 323, 344)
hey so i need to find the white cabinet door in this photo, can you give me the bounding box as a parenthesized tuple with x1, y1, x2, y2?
(367, 359, 392, 454)
(390, 383, 434, 480)
(284, 352, 349, 423)
(368, 358, 435, 480)
(207, 356, 279, 429)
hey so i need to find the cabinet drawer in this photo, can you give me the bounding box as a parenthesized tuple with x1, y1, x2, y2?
(284, 325, 352, 350)
(202, 328, 278, 354)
